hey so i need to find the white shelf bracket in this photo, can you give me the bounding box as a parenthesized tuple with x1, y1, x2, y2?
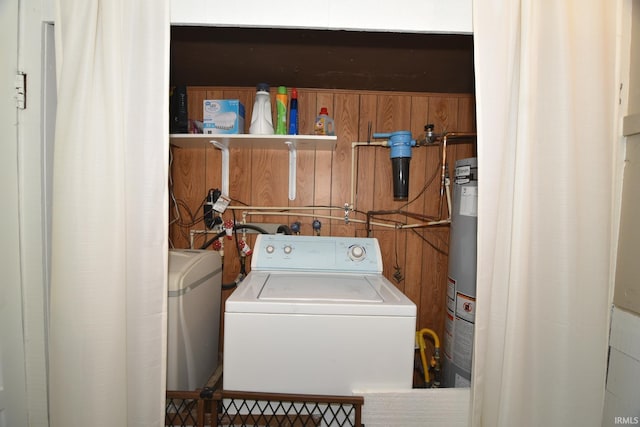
(285, 141, 297, 200)
(210, 139, 230, 196)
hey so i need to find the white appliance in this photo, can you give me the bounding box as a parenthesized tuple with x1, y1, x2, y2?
(167, 249, 222, 390)
(223, 234, 417, 395)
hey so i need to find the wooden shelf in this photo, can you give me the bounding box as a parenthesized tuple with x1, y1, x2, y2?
(169, 133, 337, 151)
(169, 134, 337, 201)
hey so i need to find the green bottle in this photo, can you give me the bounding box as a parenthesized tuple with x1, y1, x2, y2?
(275, 86, 288, 135)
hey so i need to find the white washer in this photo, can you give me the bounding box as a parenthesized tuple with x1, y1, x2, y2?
(223, 234, 416, 395)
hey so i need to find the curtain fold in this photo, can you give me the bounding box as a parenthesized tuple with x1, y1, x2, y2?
(50, 1, 169, 425)
(471, 0, 617, 425)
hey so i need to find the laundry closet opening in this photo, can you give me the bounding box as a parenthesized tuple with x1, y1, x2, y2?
(170, 26, 474, 93)
(167, 23, 477, 404)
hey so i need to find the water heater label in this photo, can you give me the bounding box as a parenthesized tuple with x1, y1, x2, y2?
(453, 319, 474, 372)
(455, 292, 476, 323)
(455, 165, 471, 177)
(447, 296, 456, 313)
(447, 277, 456, 313)
(459, 186, 478, 217)
(444, 312, 454, 358)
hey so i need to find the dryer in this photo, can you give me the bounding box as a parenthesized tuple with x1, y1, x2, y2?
(167, 249, 222, 391)
(223, 234, 416, 395)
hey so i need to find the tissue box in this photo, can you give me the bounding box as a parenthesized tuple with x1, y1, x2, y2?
(203, 99, 245, 134)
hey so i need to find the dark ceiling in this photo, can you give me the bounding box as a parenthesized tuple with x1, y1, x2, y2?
(170, 26, 475, 94)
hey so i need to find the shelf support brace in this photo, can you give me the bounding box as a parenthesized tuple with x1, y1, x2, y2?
(211, 140, 229, 196)
(285, 141, 297, 201)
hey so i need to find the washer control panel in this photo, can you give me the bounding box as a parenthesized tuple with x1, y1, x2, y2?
(252, 234, 383, 273)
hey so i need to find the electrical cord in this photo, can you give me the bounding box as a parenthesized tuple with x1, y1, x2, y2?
(397, 159, 442, 210)
(222, 275, 245, 291)
(198, 223, 270, 291)
(410, 228, 449, 256)
(277, 224, 293, 235)
(231, 209, 245, 276)
(198, 224, 270, 250)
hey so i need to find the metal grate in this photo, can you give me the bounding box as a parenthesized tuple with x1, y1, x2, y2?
(166, 388, 363, 427)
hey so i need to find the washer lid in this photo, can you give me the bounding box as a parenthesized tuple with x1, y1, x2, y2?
(259, 274, 384, 303)
(225, 272, 416, 317)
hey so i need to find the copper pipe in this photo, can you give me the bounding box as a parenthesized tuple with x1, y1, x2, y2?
(437, 132, 477, 219)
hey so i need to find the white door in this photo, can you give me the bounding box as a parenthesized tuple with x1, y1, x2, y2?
(0, 0, 29, 425)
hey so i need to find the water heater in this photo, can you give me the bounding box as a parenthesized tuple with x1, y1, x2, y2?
(442, 157, 478, 388)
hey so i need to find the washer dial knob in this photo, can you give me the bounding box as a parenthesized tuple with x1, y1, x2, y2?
(348, 244, 366, 261)
(283, 245, 293, 254)
(265, 244, 275, 254)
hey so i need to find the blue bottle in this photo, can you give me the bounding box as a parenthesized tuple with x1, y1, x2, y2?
(288, 88, 299, 135)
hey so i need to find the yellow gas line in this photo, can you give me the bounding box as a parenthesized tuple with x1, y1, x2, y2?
(416, 328, 441, 387)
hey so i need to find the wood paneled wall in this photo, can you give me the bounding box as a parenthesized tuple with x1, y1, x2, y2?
(169, 86, 475, 347)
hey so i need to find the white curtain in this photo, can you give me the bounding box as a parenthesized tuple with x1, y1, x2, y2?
(49, 1, 169, 425)
(471, 0, 617, 426)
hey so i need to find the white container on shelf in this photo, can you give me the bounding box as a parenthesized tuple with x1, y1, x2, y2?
(249, 83, 274, 135)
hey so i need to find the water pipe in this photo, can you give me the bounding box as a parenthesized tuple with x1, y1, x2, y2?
(227, 205, 345, 211)
(437, 132, 476, 218)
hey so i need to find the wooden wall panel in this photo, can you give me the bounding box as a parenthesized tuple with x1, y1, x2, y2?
(290, 89, 316, 213)
(404, 96, 430, 311)
(169, 86, 476, 350)
(313, 92, 334, 236)
(331, 92, 360, 237)
(354, 94, 378, 222)
(169, 87, 207, 249)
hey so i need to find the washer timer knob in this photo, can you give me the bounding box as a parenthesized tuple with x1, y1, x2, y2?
(283, 245, 293, 254)
(265, 244, 275, 254)
(348, 244, 366, 261)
